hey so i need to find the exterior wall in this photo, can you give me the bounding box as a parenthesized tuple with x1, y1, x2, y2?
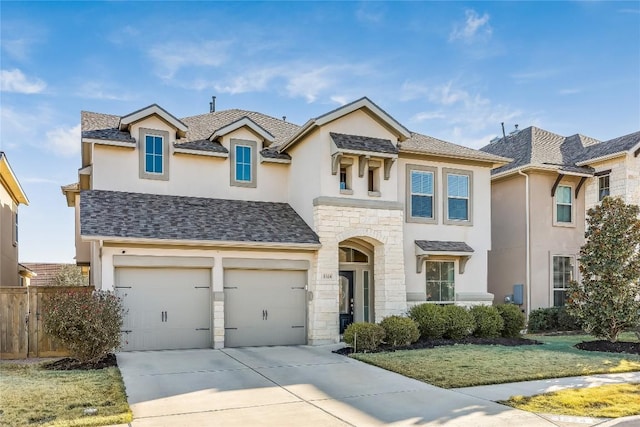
(98, 245, 315, 349)
(398, 156, 494, 307)
(585, 154, 640, 211)
(528, 172, 585, 310)
(74, 195, 90, 264)
(310, 203, 406, 344)
(0, 184, 18, 287)
(287, 128, 323, 226)
(487, 175, 527, 306)
(91, 119, 289, 203)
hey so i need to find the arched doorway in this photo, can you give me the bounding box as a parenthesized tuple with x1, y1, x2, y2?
(338, 239, 374, 333)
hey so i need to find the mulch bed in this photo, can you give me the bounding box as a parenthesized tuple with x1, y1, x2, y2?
(334, 336, 542, 355)
(575, 340, 640, 355)
(42, 353, 118, 370)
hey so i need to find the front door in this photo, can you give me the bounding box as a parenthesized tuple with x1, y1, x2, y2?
(339, 271, 354, 333)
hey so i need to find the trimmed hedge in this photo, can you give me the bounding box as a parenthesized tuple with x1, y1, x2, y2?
(442, 305, 475, 340)
(343, 322, 385, 352)
(408, 303, 447, 339)
(528, 307, 581, 333)
(470, 305, 504, 338)
(496, 304, 525, 338)
(380, 316, 420, 347)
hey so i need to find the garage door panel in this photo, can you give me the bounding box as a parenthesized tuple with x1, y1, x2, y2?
(224, 269, 307, 347)
(116, 267, 211, 351)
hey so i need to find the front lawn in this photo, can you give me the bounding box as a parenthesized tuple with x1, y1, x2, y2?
(502, 383, 640, 418)
(0, 361, 132, 427)
(352, 333, 640, 388)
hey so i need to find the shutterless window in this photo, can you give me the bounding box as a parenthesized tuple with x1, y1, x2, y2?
(145, 135, 164, 174)
(411, 170, 434, 218)
(598, 175, 610, 201)
(553, 256, 574, 307)
(235, 145, 252, 182)
(425, 261, 455, 303)
(368, 169, 375, 192)
(447, 174, 469, 221)
(556, 185, 572, 223)
(340, 167, 348, 190)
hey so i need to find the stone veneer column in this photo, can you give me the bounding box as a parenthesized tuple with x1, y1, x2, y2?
(307, 203, 407, 345)
(212, 294, 224, 349)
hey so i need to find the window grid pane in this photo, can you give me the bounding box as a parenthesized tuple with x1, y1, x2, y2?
(426, 261, 455, 302)
(556, 185, 572, 223)
(144, 135, 163, 174)
(235, 145, 252, 182)
(411, 170, 434, 218)
(447, 174, 469, 221)
(598, 175, 610, 201)
(552, 256, 573, 307)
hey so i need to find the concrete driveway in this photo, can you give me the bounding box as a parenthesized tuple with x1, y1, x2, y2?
(117, 346, 554, 426)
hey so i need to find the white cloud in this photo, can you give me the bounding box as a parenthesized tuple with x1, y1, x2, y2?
(511, 68, 561, 83)
(330, 95, 349, 106)
(75, 81, 134, 101)
(559, 88, 582, 95)
(0, 69, 46, 94)
(286, 66, 335, 103)
(22, 177, 59, 184)
(411, 111, 446, 122)
(449, 10, 492, 43)
(46, 124, 81, 157)
(149, 40, 232, 80)
(356, 2, 385, 23)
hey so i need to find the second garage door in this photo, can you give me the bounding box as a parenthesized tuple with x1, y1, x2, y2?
(115, 267, 211, 351)
(224, 269, 307, 347)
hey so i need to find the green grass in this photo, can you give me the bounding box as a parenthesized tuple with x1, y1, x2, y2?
(0, 362, 132, 427)
(502, 383, 640, 418)
(352, 333, 640, 389)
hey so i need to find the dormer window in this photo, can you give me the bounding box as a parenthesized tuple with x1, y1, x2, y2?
(139, 128, 169, 181)
(230, 139, 257, 188)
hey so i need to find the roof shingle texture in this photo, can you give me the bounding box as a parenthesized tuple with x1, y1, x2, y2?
(401, 132, 508, 163)
(330, 132, 398, 154)
(579, 131, 640, 162)
(415, 240, 474, 252)
(80, 190, 320, 245)
(81, 112, 135, 142)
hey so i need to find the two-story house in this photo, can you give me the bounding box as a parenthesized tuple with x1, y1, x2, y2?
(0, 152, 30, 287)
(481, 127, 639, 316)
(63, 97, 508, 351)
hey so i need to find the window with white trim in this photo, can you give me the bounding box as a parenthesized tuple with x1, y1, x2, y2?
(144, 135, 164, 174)
(425, 261, 455, 302)
(235, 145, 252, 182)
(556, 185, 572, 223)
(552, 255, 574, 307)
(598, 175, 610, 201)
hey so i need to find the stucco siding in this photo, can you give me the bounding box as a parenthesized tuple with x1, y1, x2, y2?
(0, 184, 18, 286)
(287, 128, 323, 226)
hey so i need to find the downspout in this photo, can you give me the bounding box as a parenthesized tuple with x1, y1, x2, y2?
(518, 170, 531, 318)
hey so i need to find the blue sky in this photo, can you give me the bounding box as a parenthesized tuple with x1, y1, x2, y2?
(1, 1, 639, 263)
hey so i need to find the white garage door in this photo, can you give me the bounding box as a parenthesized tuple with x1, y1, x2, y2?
(115, 267, 211, 351)
(224, 269, 307, 347)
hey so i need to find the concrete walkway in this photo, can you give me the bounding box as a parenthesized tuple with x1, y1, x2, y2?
(116, 346, 556, 426)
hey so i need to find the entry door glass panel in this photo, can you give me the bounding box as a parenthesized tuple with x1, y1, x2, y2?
(338, 271, 354, 333)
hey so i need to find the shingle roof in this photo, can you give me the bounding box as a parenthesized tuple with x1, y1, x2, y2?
(81, 111, 136, 142)
(415, 240, 474, 253)
(173, 140, 228, 154)
(80, 190, 320, 245)
(401, 132, 509, 163)
(330, 132, 398, 154)
(260, 148, 291, 160)
(579, 130, 640, 163)
(480, 127, 595, 175)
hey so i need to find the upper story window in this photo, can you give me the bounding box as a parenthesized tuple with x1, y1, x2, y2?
(555, 185, 573, 224)
(230, 139, 257, 188)
(367, 163, 381, 197)
(444, 168, 473, 225)
(338, 157, 354, 195)
(406, 165, 437, 224)
(139, 128, 169, 181)
(598, 174, 610, 201)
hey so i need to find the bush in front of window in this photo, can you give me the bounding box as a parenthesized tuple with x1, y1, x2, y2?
(527, 307, 581, 333)
(442, 305, 475, 340)
(408, 303, 447, 339)
(343, 322, 386, 352)
(470, 305, 504, 338)
(379, 316, 420, 347)
(496, 304, 526, 338)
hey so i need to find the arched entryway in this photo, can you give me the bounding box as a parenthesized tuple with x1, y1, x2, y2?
(338, 239, 374, 333)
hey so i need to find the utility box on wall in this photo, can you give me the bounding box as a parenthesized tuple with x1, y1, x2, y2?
(513, 284, 524, 305)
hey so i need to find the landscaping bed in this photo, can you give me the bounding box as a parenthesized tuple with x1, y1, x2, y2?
(576, 340, 640, 355)
(43, 354, 118, 371)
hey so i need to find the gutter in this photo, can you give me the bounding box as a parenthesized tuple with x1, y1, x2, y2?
(518, 170, 531, 319)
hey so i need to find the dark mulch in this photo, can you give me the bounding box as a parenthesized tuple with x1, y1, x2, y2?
(42, 353, 118, 371)
(334, 336, 542, 355)
(575, 340, 640, 355)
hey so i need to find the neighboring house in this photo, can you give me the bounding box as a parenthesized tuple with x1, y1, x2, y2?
(21, 263, 88, 286)
(480, 127, 639, 316)
(62, 97, 508, 351)
(0, 152, 29, 287)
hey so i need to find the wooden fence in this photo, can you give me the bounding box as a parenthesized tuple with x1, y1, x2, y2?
(0, 286, 93, 359)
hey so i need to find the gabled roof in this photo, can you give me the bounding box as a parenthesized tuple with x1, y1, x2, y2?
(480, 127, 595, 177)
(402, 132, 510, 164)
(80, 190, 320, 247)
(81, 111, 135, 143)
(330, 132, 398, 155)
(577, 130, 640, 165)
(209, 116, 275, 144)
(279, 97, 412, 152)
(119, 104, 188, 137)
(0, 151, 29, 205)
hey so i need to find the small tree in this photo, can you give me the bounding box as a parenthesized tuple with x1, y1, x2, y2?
(567, 197, 640, 342)
(54, 264, 88, 286)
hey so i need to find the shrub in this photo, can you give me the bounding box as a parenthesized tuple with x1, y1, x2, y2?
(527, 307, 581, 333)
(557, 306, 582, 331)
(408, 303, 447, 339)
(470, 305, 504, 338)
(343, 322, 385, 352)
(496, 304, 525, 338)
(442, 305, 475, 340)
(43, 289, 124, 363)
(379, 316, 420, 347)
